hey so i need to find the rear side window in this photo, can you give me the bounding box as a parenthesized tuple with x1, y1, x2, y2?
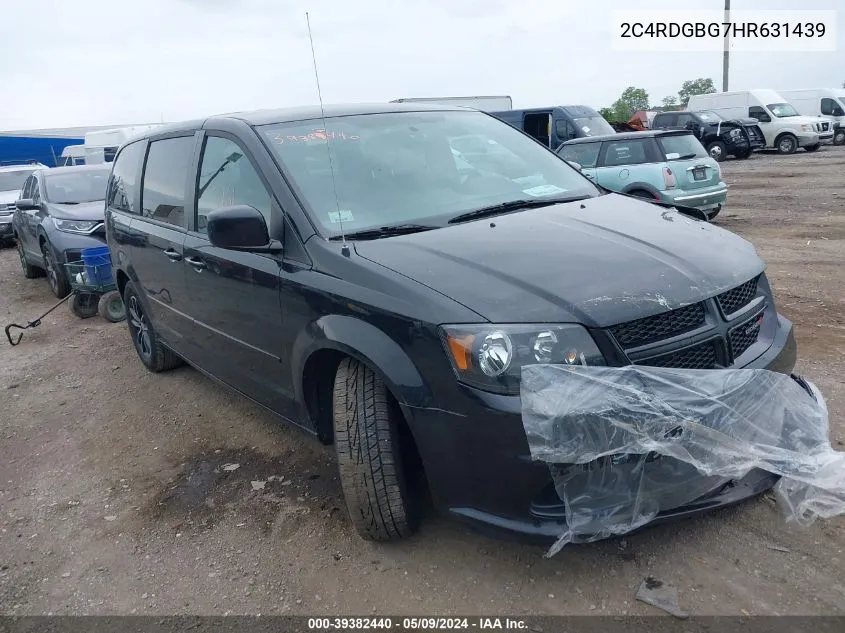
(657, 134, 707, 160)
(602, 139, 650, 166)
(558, 143, 600, 168)
(141, 136, 195, 228)
(107, 141, 145, 213)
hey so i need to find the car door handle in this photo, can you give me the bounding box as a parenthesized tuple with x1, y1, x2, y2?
(185, 256, 207, 271)
(584, 173, 595, 179)
(164, 248, 182, 262)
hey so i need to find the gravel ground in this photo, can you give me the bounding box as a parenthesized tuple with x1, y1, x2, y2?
(1, 146, 844, 616)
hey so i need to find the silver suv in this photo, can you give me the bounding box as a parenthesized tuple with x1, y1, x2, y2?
(0, 163, 50, 246)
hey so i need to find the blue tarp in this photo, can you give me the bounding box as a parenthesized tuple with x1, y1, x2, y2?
(0, 136, 83, 167)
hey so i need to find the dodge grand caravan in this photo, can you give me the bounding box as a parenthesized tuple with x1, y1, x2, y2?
(106, 103, 797, 543)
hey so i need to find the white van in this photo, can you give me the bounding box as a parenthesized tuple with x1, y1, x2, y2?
(778, 89, 845, 146)
(687, 89, 831, 154)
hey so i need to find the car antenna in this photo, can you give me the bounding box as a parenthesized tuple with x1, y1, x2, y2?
(306, 11, 349, 256)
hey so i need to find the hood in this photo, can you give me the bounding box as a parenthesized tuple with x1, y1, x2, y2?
(0, 190, 19, 205)
(354, 194, 764, 327)
(788, 115, 827, 126)
(47, 200, 105, 221)
(728, 118, 763, 127)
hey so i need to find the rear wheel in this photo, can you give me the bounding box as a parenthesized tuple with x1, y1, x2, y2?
(18, 238, 40, 279)
(776, 134, 798, 155)
(333, 357, 420, 541)
(98, 290, 126, 323)
(123, 281, 183, 372)
(42, 241, 70, 298)
(804, 144, 821, 152)
(629, 189, 656, 200)
(706, 141, 727, 162)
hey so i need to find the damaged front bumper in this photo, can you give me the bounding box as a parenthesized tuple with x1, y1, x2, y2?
(412, 315, 798, 546)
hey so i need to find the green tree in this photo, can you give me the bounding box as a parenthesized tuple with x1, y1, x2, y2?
(678, 78, 717, 106)
(619, 86, 649, 113)
(661, 95, 678, 109)
(598, 107, 615, 121)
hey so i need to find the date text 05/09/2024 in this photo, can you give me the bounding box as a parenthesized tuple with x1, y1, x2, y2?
(307, 617, 529, 630)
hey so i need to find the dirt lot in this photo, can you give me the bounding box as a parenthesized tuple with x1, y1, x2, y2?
(1, 146, 844, 617)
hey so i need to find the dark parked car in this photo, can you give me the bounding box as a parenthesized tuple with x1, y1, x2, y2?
(14, 164, 111, 297)
(651, 110, 766, 161)
(106, 103, 797, 544)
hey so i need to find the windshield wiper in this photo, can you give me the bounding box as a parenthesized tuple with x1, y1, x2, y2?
(330, 223, 439, 241)
(447, 195, 591, 224)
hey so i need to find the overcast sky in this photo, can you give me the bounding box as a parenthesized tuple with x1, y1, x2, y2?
(1, 0, 842, 130)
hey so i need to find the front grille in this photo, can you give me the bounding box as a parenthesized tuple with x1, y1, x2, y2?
(635, 339, 718, 370)
(729, 311, 763, 359)
(716, 276, 759, 316)
(609, 302, 705, 348)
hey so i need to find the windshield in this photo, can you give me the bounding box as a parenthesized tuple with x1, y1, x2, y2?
(767, 103, 800, 118)
(44, 169, 110, 203)
(0, 169, 35, 192)
(696, 110, 724, 122)
(258, 111, 599, 235)
(658, 134, 708, 160)
(572, 116, 616, 137)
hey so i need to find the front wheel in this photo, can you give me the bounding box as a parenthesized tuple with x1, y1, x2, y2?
(733, 149, 752, 159)
(776, 134, 798, 155)
(333, 357, 420, 541)
(123, 281, 183, 372)
(804, 144, 821, 152)
(706, 141, 727, 162)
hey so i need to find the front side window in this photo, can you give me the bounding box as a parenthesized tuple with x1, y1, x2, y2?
(196, 136, 272, 234)
(557, 143, 600, 168)
(107, 141, 145, 213)
(767, 103, 799, 118)
(258, 110, 598, 236)
(45, 169, 110, 204)
(602, 139, 650, 166)
(0, 169, 35, 192)
(657, 134, 707, 160)
(141, 136, 195, 227)
(21, 176, 34, 199)
(821, 98, 844, 117)
(748, 106, 771, 122)
(31, 179, 41, 204)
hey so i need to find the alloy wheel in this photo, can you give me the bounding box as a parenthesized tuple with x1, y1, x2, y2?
(128, 295, 152, 361)
(42, 246, 59, 294)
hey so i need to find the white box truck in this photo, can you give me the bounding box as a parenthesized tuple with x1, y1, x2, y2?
(687, 89, 830, 154)
(82, 125, 163, 164)
(389, 96, 513, 112)
(778, 89, 845, 146)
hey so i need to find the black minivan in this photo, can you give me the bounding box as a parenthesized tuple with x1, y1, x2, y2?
(106, 103, 797, 544)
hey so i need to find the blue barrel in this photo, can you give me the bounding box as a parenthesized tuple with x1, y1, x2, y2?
(81, 246, 113, 285)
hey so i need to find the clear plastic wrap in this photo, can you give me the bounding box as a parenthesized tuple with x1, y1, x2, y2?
(520, 365, 844, 556)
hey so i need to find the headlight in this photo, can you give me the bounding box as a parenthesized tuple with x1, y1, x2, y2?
(53, 218, 101, 234)
(801, 124, 811, 132)
(440, 324, 605, 394)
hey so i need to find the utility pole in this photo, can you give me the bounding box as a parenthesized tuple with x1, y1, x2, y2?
(722, 0, 731, 92)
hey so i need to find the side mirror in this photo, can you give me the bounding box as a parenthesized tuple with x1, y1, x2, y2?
(206, 205, 282, 253)
(566, 160, 583, 172)
(15, 198, 37, 210)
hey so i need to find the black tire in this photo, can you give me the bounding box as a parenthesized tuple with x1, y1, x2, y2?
(705, 207, 721, 221)
(333, 357, 420, 541)
(17, 237, 41, 279)
(98, 290, 126, 323)
(834, 129, 845, 146)
(629, 189, 656, 200)
(123, 280, 182, 372)
(804, 144, 821, 153)
(733, 149, 752, 159)
(70, 293, 99, 319)
(42, 240, 70, 298)
(776, 134, 798, 155)
(706, 141, 727, 162)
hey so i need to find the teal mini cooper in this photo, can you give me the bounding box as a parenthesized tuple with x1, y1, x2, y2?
(557, 130, 728, 220)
